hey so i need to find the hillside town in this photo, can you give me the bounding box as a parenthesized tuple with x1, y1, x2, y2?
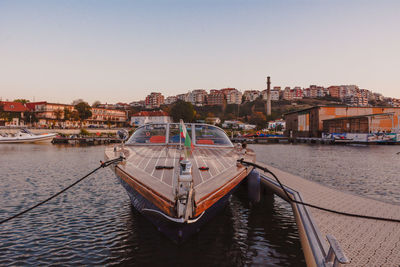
(1, 84, 400, 134)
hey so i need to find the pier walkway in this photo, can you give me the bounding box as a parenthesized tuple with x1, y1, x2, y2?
(255, 161, 400, 267)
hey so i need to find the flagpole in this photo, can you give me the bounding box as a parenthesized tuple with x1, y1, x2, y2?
(179, 120, 182, 151)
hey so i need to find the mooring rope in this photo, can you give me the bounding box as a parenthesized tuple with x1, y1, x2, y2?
(238, 159, 400, 223)
(0, 156, 124, 225)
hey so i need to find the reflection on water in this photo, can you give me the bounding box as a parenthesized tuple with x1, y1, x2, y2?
(0, 144, 305, 266)
(250, 143, 400, 204)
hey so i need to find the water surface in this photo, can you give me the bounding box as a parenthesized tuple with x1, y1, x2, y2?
(0, 144, 304, 266)
(250, 143, 400, 204)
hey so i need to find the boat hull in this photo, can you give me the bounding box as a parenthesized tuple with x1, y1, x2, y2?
(0, 134, 56, 143)
(114, 168, 243, 243)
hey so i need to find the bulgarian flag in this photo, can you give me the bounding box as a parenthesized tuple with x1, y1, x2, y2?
(180, 119, 194, 150)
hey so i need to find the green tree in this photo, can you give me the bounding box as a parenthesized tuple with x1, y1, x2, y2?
(54, 109, 63, 120)
(74, 102, 92, 125)
(23, 111, 38, 125)
(63, 107, 71, 121)
(72, 99, 85, 105)
(14, 99, 30, 104)
(249, 112, 267, 130)
(92, 100, 101, 107)
(170, 100, 195, 122)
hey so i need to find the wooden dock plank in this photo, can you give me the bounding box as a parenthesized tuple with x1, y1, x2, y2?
(256, 161, 400, 267)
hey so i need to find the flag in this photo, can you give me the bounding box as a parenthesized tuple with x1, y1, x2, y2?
(180, 120, 194, 150)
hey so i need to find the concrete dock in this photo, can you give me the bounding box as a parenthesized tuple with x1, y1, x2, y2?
(255, 161, 400, 267)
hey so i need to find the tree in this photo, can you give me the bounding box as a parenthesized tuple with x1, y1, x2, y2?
(170, 100, 195, 122)
(54, 109, 63, 121)
(249, 112, 267, 130)
(74, 102, 92, 125)
(92, 100, 101, 107)
(14, 99, 30, 104)
(23, 111, 38, 125)
(72, 99, 85, 106)
(63, 107, 72, 121)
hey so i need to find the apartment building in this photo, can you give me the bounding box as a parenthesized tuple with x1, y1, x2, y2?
(164, 96, 178, 105)
(145, 92, 165, 108)
(207, 90, 226, 106)
(243, 90, 260, 102)
(188, 89, 207, 106)
(225, 89, 243, 105)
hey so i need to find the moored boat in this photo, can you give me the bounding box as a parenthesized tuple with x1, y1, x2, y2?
(0, 129, 56, 143)
(105, 122, 255, 242)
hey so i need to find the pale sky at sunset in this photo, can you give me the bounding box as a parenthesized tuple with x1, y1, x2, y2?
(1, 0, 399, 104)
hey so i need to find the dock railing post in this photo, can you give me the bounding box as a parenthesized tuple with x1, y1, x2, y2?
(324, 235, 350, 267)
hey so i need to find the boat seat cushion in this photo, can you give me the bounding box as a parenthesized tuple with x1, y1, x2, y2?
(150, 135, 166, 143)
(197, 139, 214, 145)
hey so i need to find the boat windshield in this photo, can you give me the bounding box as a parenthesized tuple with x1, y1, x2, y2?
(126, 124, 167, 144)
(194, 125, 231, 146)
(126, 123, 232, 147)
(168, 124, 191, 144)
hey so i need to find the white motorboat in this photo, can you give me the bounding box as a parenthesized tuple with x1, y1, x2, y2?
(0, 129, 56, 143)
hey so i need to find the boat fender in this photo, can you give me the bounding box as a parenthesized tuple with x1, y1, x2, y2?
(247, 170, 261, 204)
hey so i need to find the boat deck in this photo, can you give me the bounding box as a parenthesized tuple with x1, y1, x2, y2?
(106, 145, 252, 216)
(255, 161, 400, 267)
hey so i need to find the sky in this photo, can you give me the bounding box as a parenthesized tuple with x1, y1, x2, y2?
(1, 0, 399, 104)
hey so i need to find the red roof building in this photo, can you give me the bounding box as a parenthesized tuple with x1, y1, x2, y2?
(0, 101, 29, 112)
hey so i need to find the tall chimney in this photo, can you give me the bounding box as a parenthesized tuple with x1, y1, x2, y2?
(267, 76, 271, 116)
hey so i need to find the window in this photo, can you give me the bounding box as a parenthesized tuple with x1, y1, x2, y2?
(127, 124, 167, 144)
(195, 125, 232, 146)
(168, 123, 192, 144)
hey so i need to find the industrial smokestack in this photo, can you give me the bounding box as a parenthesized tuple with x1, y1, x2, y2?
(266, 76, 271, 116)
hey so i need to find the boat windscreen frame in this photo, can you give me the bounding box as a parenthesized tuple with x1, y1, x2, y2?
(126, 123, 233, 148)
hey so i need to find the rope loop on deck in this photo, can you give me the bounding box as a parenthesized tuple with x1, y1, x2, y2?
(0, 156, 125, 225)
(238, 159, 400, 223)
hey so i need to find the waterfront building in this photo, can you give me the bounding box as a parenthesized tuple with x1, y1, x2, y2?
(207, 90, 225, 106)
(28, 102, 76, 128)
(284, 106, 400, 138)
(267, 119, 286, 131)
(87, 108, 127, 127)
(25, 101, 127, 128)
(0, 101, 29, 126)
(145, 92, 165, 108)
(130, 111, 172, 126)
(222, 120, 256, 130)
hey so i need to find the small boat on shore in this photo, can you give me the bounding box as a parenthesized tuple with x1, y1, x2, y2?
(0, 129, 56, 143)
(105, 122, 255, 242)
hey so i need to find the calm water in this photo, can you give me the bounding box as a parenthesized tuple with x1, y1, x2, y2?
(0, 144, 304, 266)
(250, 143, 400, 205)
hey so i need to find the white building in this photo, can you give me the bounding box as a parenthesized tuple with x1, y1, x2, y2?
(243, 90, 260, 102)
(226, 89, 243, 104)
(261, 89, 280, 101)
(222, 120, 256, 130)
(188, 89, 207, 106)
(267, 120, 286, 130)
(130, 111, 172, 127)
(129, 101, 145, 107)
(165, 96, 178, 105)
